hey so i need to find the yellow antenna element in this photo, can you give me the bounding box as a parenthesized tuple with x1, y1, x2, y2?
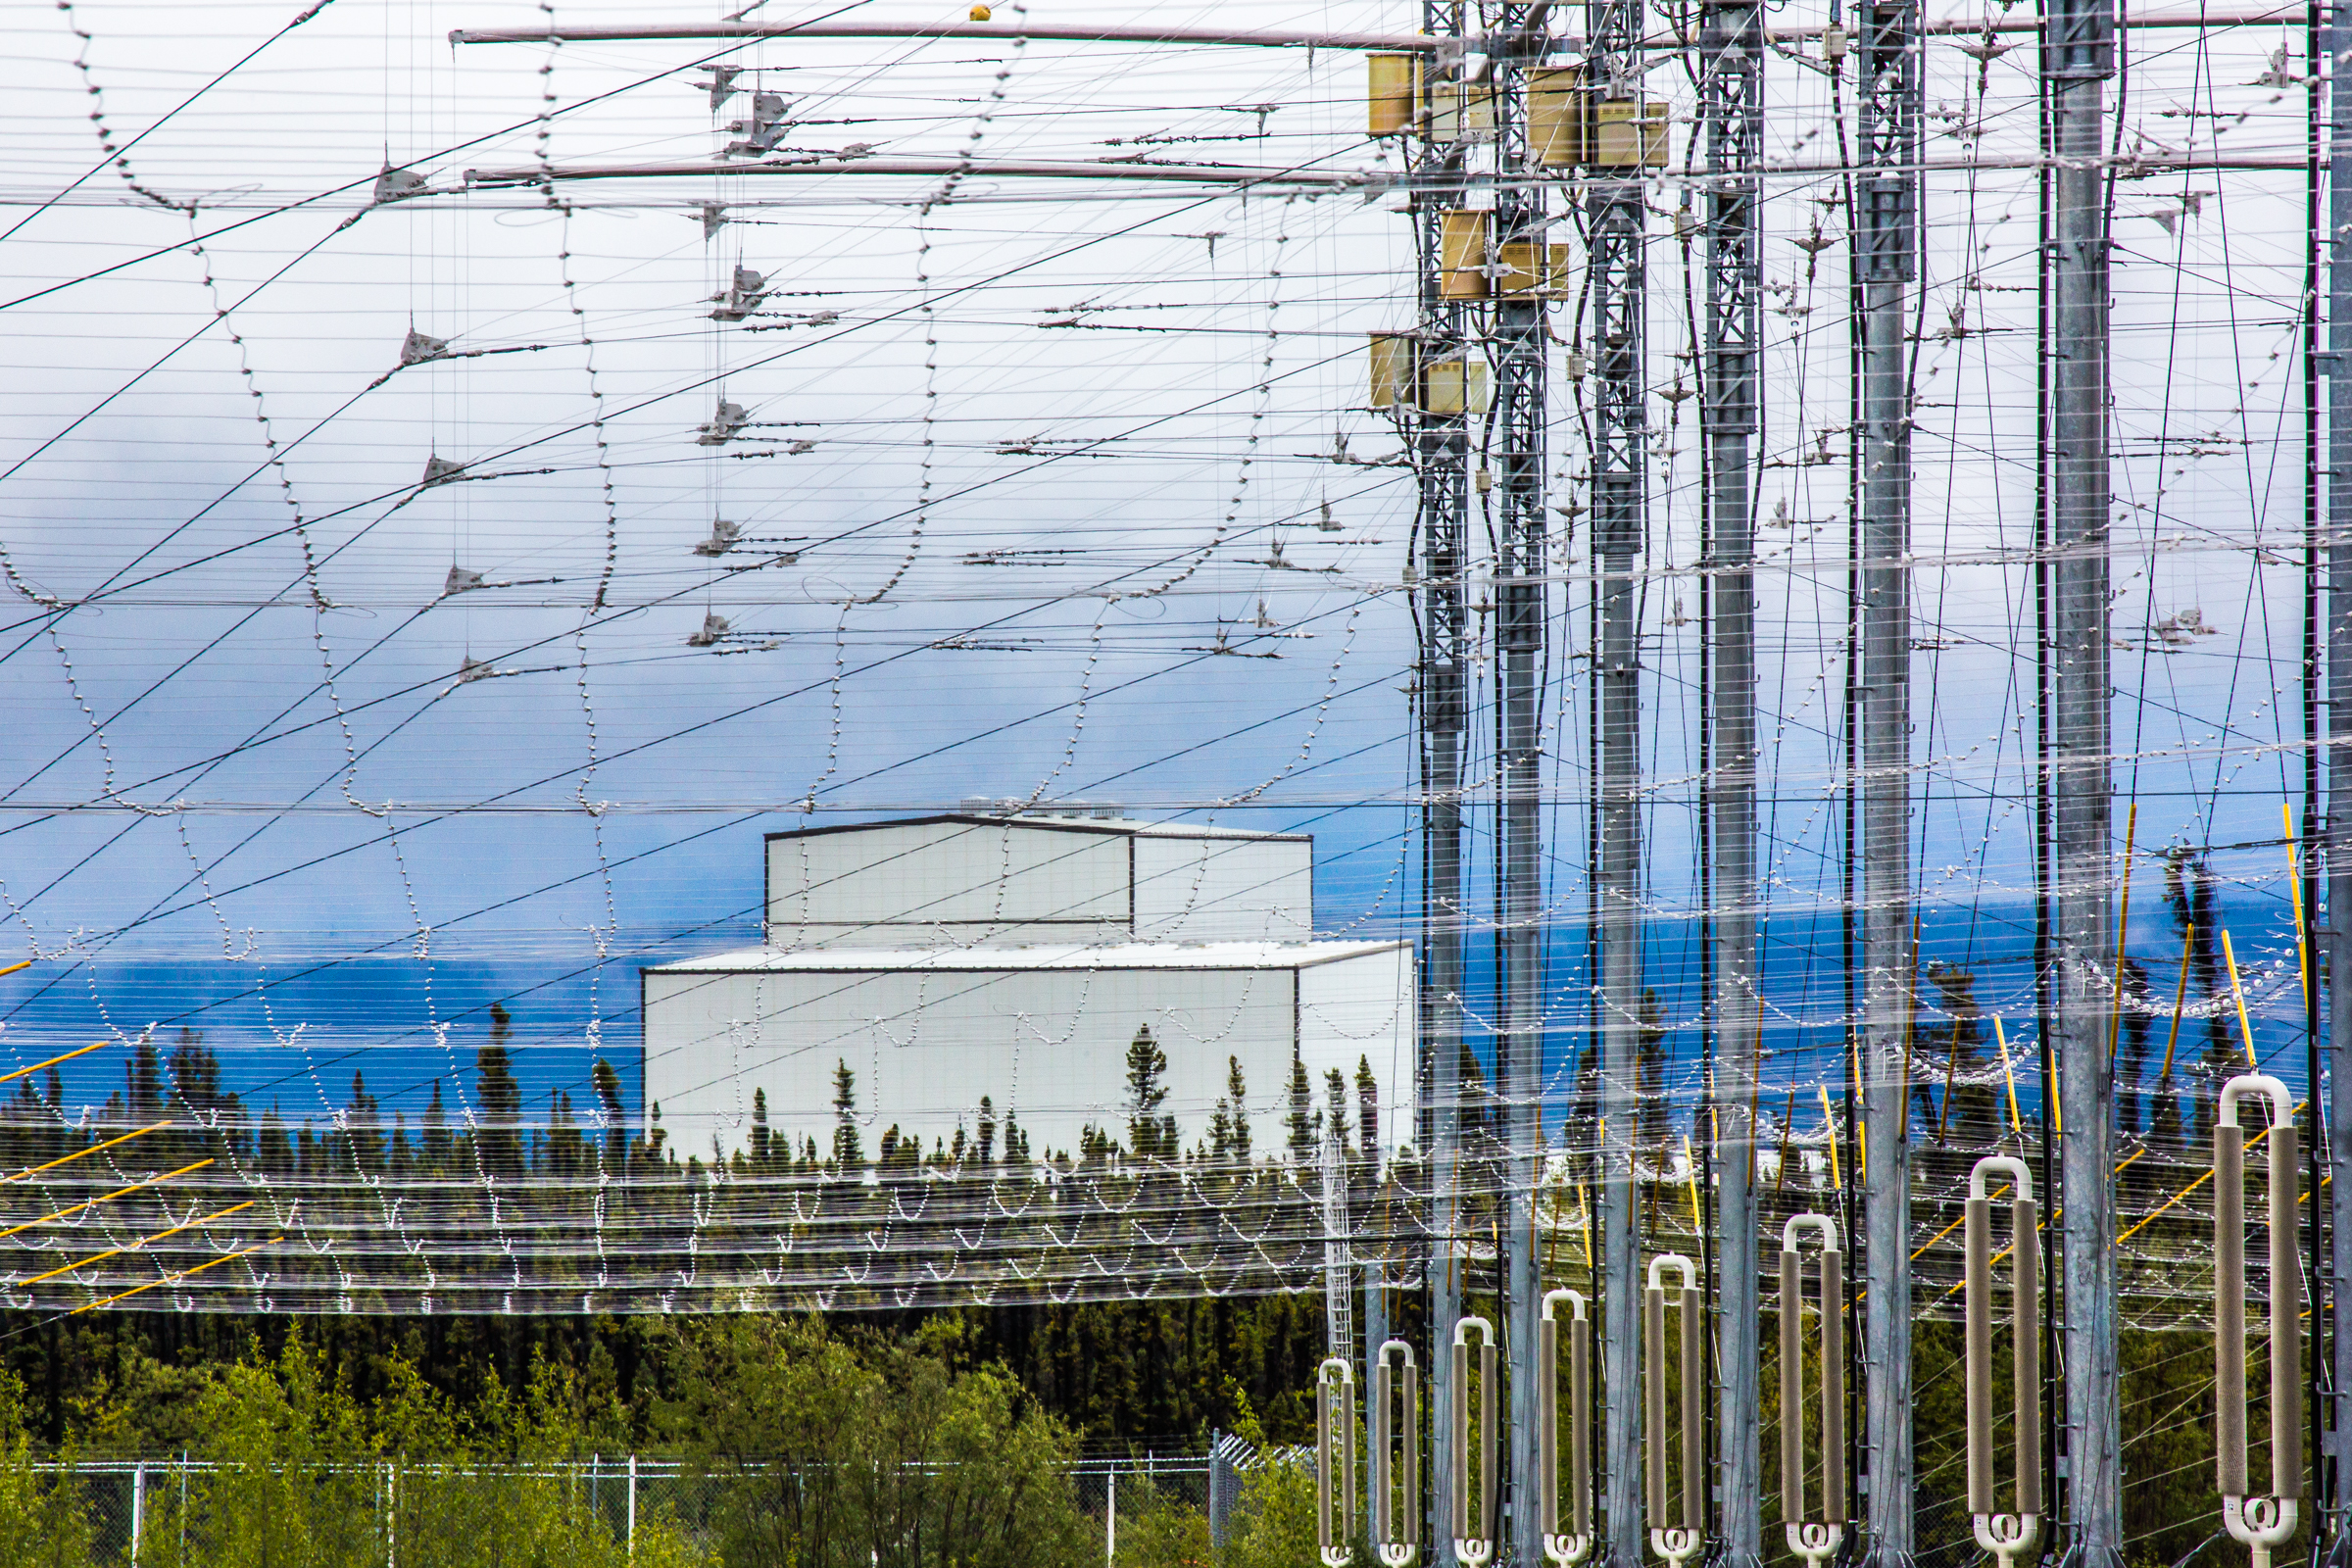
(969, 5, 993, 18)
(0, 1041, 106, 1088)
(1577, 1181, 1593, 1270)
(70, 1235, 284, 1317)
(0, 1158, 215, 1244)
(3, 1120, 173, 1184)
(14, 1200, 257, 1291)
(2107, 803, 2136, 1068)
(2221, 928, 2259, 1066)
(0, 959, 31, 979)
(1819, 1086, 1840, 1190)
(1991, 1017, 2025, 1137)
(2284, 803, 2310, 1012)
(2162, 924, 2195, 1078)
(1683, 1136, 1702, 1235)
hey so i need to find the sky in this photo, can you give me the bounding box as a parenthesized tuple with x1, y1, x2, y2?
(0, 0, 2323, 1147)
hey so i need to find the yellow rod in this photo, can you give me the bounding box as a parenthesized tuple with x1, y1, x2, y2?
(2222, 928, 2260, 1066)
(2107, 804, 2137, 1068)
(1683, 1135, 1702, 1236)
(1577, 1180, 1593, 1271)
(1819, 1085, 1841, 1190)
(2116, 1102, 2305, 1244)
(1776, 1091, 1795, 1192)
(1992, 1016, 2025, 1136)
(2285, 803, 2312, 1012)
(0, 1042, 105, 1089)
(2161, 923, 2194, 1078)
(70, 1235, 284, 1316)
(14, 1200, 256, 1290)
(0, 960, 29, 979)
(2, 1121, 173, 1185)
(1935, 1016, 1963, 1144)
(0, 1159, 215, 1244)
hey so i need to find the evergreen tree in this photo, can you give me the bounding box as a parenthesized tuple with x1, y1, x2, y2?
(421, 1079, 453, 1174)
(1355, 1055, 1379, 1157)
(976, 1096, 998, 1167)
(343, 1071, 385, 1175)
(591, 1057, 629, 1173)
(1285, 1048, 1316, 1163)
(474, 1005, 524, 1180)
(1226, 1056, 1251, 1159)
(1637, 988, 1670, 1157)
(750, 1087, 773, 1172)
(1123, 1024, 1176, 1161)
(1323, 1067, 1349, 1154)
(831, 1060, 865, 1174)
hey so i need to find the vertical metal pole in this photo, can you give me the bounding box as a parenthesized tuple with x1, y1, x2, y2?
(627, 1451, 638, 1558)
(1493, 9, 1552, 1564)
(1109, 1468, 1118, 1567)
(2326, 0, 2352, 1551)
(1588, 0, 1649, 1553)
(2046, 0, 2119, 1539)
(1415, 1, 1474, 1546)
(1854, 0, 1919, 1552)
(130, 1460, 143, 1568)
(1700, 0, 1765, 1550)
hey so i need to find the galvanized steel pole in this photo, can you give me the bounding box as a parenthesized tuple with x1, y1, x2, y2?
(2327, 0, 2352, 1547)
(2046, 0, 2121, 1543)
(1699, 0, 1765, 1552)
(1854, 0, 1920, 1552)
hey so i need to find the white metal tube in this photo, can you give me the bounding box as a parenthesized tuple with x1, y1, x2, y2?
(1540, 1290, 1593, 1567)
(1965, 1155, 2040, 1568)
(1371, 1341, 1421, 1568)
(1778, 1216, 1844, 1568)
(1644, 1255, 1704, 1568)
(1318, 1357, 1359, 1568)
(1450, 1317, 1497, 1568)
(2216, 1075, 2300, 1568)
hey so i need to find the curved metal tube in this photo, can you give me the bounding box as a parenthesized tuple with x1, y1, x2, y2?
(1450, 1317, 1499, 1568)
(1779, 1215, 1845, 1568)
(1319, 1356, 1359, 1568)
(1644, 1254, 1704, 1568)
(1371, 1341, 1421, 1568)
(2217, 1074, 2300, 1568)
(1539, 1290, 1593, 1567)
(1964, 1154, 2040, 1568)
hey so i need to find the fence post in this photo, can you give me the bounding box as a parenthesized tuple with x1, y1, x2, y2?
(1106, 1469, 1117, 1567)
(129, 1461, 143, 1567)
(627, 1453, 637, 1557)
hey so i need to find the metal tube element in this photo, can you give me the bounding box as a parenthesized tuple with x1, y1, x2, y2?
(1373, 1342, 1423, 1568)
(1643, 1256, 1705, 1568)
(2217, 1076, 2302, 1568)
(1491, 23, 1552, 1565)
(449, 22, 1446, 48)
(1543, 1290, 1597, 1567)
(462, 158, 1371, 189)
(1320, 1358, 1361, 1568)
(1963, 1156, 2041, 1568)
(1451, 1318, 1500, 1568)
(2325, 0, 2352, 1543)
(1780, 1216, 1845, 1568)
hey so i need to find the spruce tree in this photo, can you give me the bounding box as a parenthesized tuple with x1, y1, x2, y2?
(831, 1059, 865, 1174)
(1124, 1024, 1176, 1161)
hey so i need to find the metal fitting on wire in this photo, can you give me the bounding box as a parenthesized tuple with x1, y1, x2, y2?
(1539, 1290, 1592, 1568)
(1370, 1341, 1421, 1568)
(1318, 1356, 1359, 1568)
(1965, 1154, 2040, 1568)
(1643, 1254, 1704, 1568)
(2216, 1074, 2300, 1568)
(1778, 1216, 1844, 1568)
(1450, 1316, 1499, 1568)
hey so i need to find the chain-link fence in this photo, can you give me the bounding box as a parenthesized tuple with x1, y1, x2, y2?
(34, 1446, 1293, 1568)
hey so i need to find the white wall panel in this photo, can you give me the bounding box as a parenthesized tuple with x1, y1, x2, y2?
(766, 820, 1129, 946)
(1131, 835, 1312, 943)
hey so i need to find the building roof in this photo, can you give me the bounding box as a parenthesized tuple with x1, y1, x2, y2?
(762, 813, 1305, 844)
(644, 939, 1406, 975)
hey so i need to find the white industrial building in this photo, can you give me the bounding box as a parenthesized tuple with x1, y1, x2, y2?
(640, 812, 1415, 1162)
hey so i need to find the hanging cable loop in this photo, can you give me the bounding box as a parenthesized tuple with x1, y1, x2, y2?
(1370, 1340, 1421, 1568)
(1539, 1289, 1593, 1568)
(1643, 1254, 1704, 1568)
(1450, 1315, 1499, 1568)
(1778, 1215, 1844, 1568)
(2215, 1074, 2299, 1568)
(1318, 1356, 1360, 1568)
(1965, 1153, 2041, 1568)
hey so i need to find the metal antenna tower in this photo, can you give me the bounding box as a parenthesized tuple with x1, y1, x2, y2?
(1587, 0, 1651, 1557)
(1415, 0, 1475, 1549)
(1854, 0, 1920, 1553)
(2044, 0, 2120, 1544)
(1491, 6, 1553, 1564)
(2328, 0, 2352, 1548)
(1699, 0, 1766, 1548)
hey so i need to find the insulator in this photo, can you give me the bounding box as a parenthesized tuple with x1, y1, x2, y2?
(1779, 1215, 1844, 1568)
(1449, 1316, 1498, 1568)
(2216, 1074, 2300, 1568)
(1538, 1290, 1592, 1567)
(1370, 1341, 1420, 1568)
(1964, 1154, 2040, 1568)
(1644, 1254, 1704, 1568)
(1317, 1357, 1358, 1568)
